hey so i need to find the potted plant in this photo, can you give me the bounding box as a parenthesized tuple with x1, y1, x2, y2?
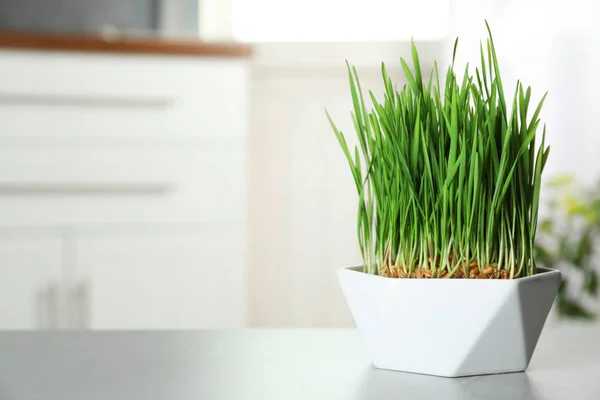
(327, 22, 561, 377)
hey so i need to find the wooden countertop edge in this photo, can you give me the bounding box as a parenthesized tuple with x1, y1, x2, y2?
(0, 31, 253, 57)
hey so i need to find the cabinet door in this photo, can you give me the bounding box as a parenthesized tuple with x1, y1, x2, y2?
(0, 236, 63, 330)
(73, 227, 245, 330)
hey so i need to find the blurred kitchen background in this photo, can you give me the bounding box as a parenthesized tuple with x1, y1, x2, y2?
(0, 0, 598, 330)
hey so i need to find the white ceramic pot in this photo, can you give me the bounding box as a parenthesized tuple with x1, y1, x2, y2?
(338, 266, 561, 377)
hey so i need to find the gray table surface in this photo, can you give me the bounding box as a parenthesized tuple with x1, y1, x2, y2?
(0, 325, 598, 400)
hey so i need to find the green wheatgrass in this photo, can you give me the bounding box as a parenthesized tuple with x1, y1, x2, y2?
(327, 22, 549, 279)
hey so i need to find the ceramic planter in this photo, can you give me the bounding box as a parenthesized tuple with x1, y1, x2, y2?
(338, 266, 561, 377)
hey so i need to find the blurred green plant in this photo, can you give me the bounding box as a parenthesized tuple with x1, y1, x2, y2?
(535, 174, 600, 319)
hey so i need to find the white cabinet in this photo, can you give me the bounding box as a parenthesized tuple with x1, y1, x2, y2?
(0, 51, 248, 139)
(0, 48, 248, 330)
(0, 236, 63, 330)
(72, 228, 245, 329)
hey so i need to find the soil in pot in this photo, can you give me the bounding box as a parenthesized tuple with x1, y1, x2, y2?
(378, 253, 511, 280)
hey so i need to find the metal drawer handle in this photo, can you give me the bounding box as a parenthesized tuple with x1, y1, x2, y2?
(0, 93, 173, 109)
(0, 182, 172, 195)
(69, 281, 90, 330)
(80, 281, 90, 330)
(39, 282, 61, 330)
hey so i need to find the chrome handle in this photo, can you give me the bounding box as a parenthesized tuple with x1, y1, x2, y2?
(70, 281, 90, 330)
(0, 93, 173, 109)
(80, 281, 90, 330)
(68, 283, 79, 329)
(0, 183, 172, 196)
(47, 283, 60, 330)
(36, 284, 53, 330)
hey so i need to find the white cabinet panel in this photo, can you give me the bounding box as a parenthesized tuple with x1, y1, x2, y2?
(0, 145, 245, 226)
(0, 51, 248, 139)
(0, 235, 62, 330)
(73, 227, 245, 329)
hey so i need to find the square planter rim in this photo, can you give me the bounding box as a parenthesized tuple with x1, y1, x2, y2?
(338, 266, 559, 282)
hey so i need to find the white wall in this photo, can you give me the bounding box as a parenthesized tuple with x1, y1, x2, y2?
(247, 42, 440, 327)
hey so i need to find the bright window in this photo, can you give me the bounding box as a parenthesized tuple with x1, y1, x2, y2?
(232, 0, 451, 41)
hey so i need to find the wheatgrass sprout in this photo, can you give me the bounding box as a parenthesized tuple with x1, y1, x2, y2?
(326, 22, 549, 279)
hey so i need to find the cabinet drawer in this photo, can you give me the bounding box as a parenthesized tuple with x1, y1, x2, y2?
(0, 145, 245, 226)
(0, 50, 248, 138)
